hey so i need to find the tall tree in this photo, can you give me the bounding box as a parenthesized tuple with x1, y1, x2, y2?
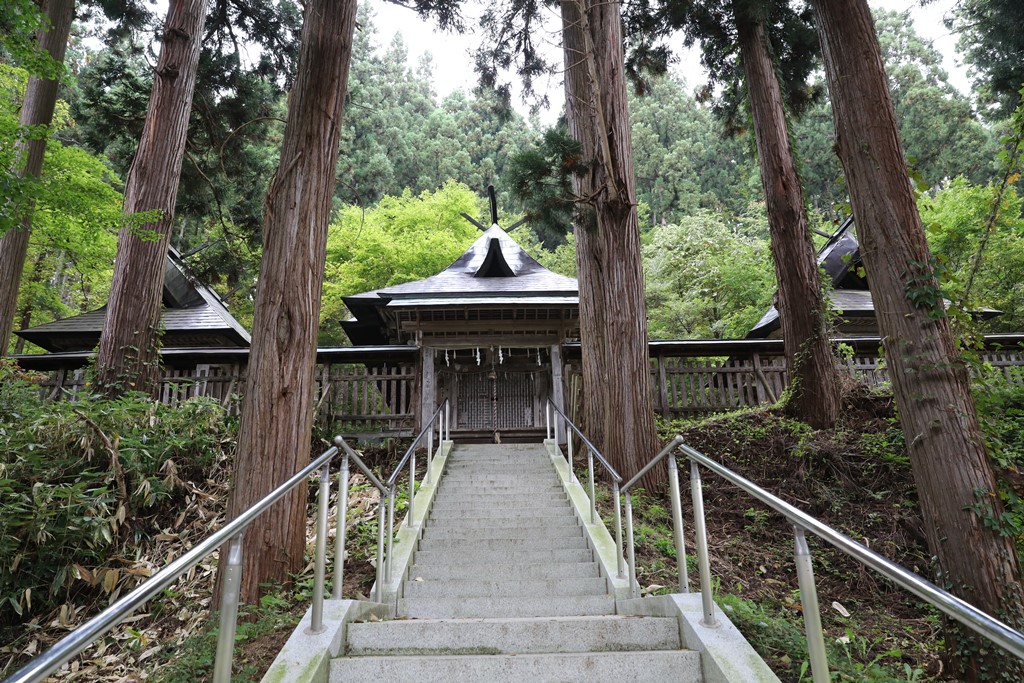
(93, 0, 207, 395)
(629, 0, 840, 427)
(559, 0, 660, 480)
(0, 0, 75, 356)
(224, 0, 358, 601)
(809, 1, 1024, 678)
(734, 1, 840, 428)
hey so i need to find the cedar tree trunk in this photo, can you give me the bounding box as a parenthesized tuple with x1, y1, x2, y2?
(224, 0, 357, 603)
(560, 0, 660, 486)
(810, 1, 1024, 677)
(0, 0, 75, 356)
(736, 13, 840, 428)
(94, 0, 206, 395)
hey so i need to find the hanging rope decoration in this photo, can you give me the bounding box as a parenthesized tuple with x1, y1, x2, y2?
(537, 348, 542, 366)
(475, 347, 481, 366)
(444, 349, 450, 366)
(498, 347, 504, 364)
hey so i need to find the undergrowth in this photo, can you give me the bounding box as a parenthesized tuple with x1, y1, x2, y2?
(0, 360, 398, 680)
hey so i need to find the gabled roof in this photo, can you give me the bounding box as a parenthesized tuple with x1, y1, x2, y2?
(341, 224, 578, 346)
(16, 247, 251, 353)
(747, 217, 998, 339)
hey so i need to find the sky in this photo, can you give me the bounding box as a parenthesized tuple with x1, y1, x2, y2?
(370, 0, 970, 123)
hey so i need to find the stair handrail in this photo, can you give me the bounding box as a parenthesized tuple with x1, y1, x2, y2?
(381, 399, 450, 583)
(624, 437, 1024, 683)
(544, 400, 625, 579)
(3, 435, 388, 683)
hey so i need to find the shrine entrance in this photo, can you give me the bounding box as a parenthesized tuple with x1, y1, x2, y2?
(437, 347, 552, 441)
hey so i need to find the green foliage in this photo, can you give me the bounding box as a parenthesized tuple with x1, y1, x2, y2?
(505, 125, 588, 247)
(643, 209, 774, 339)
(629, 74, 757, 223)
(0, 0, 65, 79)
(920, 177, 1024, 330)
(953, 0, 1024, 117)
(320, 181, 482, 344)
(0, 362, 235, 627)
(149, 594, 300, 683)
(0, 65, 124, 352)
(338, 4, 538, 210)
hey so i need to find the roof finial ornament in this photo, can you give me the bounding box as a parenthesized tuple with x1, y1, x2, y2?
(488, 184, 498, 226)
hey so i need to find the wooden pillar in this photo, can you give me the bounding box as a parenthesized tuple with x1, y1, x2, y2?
(550, 343, 566, 444)
(420, 347, 436, 431)
(657, 355, 670, 418)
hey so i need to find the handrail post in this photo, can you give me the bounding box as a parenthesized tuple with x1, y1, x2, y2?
(311, 463, 331, 632)
(546, 401, 552, 440)
(567, 427, 574, 482)
(410, 444, 417, 523)
(612, 481, 625, 579)
(332, 454, 350, 599)
(374, 496, 386, 603)
(666, 455, 689, 593)
(445, 399, 450, 441)
(212, 533, 244, 683)
(386, 486, 396, 583)
(795, 527, 831, 683)
(587, 447, 597, 524)
(624, 492, 638, 599)
(690, 461, 717, 626)
(426, 426, 432, 486)
(426, 417, 434, 484)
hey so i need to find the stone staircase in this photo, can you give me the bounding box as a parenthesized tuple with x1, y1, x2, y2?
(330, 443, 702, 682)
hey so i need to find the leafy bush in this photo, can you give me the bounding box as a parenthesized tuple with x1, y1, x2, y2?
(0, 361, 235, 627)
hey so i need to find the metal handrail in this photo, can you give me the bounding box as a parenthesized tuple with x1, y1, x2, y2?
(381, 399, 449, 584)
(544, 400, 625, 579)
(3, 433, 410, 683)
(621, 436, 692, 596)
(678, 443, 1024, 676)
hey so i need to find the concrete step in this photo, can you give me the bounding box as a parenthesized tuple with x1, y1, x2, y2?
(429, 505, 573, 519)
(417, 535, 590, 552)
(424, 515, 580, 529)
(436, 485, 565, 495)
(438, 481, 557, 490)
(411, 547, 594, 566)
(402, 576, 609, 598)
(345, 615, 681, 656)
(331, 649, 701, 682)
(420, 525, 582, 541)
(427, 503, 573, 516)
(398, 594, 615, 619)
(429, 493, 566, 507)
(409, 561, 601, 581)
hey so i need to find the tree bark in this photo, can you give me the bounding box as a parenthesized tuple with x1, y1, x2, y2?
(560, 0, 660, 486)
(94, 0, 207, 395)
(0, 0, 75, 356)
(735, 12, 840, 429)
(810, 1, 1024, 677)
(224, 0, 357, 603)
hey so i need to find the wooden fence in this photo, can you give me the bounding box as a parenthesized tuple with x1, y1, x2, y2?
(23, 337, 1024, 430)
(36, 361, 417, 437)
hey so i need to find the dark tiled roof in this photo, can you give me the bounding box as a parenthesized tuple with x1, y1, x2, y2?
(16, 247, 250, 352)
(342, 225, 578, 346)
(350, 226, 578, 301)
